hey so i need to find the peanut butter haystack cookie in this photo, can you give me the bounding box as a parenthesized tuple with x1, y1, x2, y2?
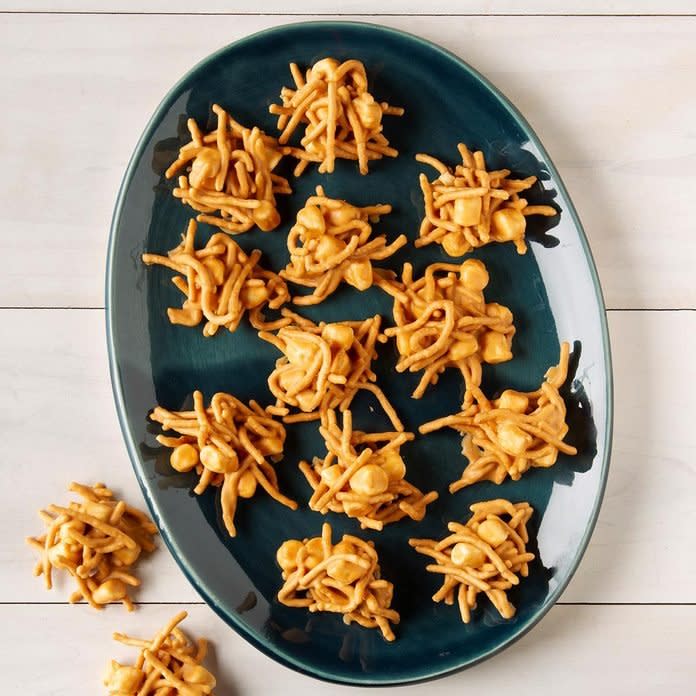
(410, 499, 535, 623)
(281, 186, 406, 305)
(270, 58, 404, 175)
(27, 482, 157, 611)
(104, 611, 216, 695)
(378, 259, 515, 404)
(142, 219, 290, 337)
(150, 391, 297, 537)
(299, 409, 438, 530)
(277, 523, 400, 641)
(415, 143, 556, 256)
(420, 343, 577, 492)
(259, 312, 400, 426)
(166, 103, 291, 234)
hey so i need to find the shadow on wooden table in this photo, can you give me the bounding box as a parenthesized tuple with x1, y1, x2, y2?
(204, 640, 241, 696)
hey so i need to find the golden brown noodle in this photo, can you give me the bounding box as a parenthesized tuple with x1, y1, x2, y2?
(281, 186, 407, 305)
(259, 312, 400, 426)
(104, 611, 216, 695)
(299, 409, 438, 531)
(276, 523, 400, 641)
(142, 219, 291, 337)
(270, 58, 404, 175)
(165, 103, 291, 234)
(377, 259, 515, 403)
(415, 144, 557, 256)
(26, 482, 157, 611)
(419, 342, 578, 491)
(149, 391, 297, 537)
(409, 499, 535, 623)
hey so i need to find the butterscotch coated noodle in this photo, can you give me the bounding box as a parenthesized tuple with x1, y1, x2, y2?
(259, 312, 400, 426)
(26, 482, 157, 611)
(415, 144, 557, 256)
(149, 391, 297, 537)
(104, 611, 216, 695)
(377, 259, 515, 403)
(299, 409, 438, 530)
(165, 103, 291, 234)
(277, 523, 400, 641)
(419, 343, 577, 491)
(410, 500, 535, 623)
(270, 58, 404, 175)
(281, 186, 407, 305)
(142, 219, 290, 336)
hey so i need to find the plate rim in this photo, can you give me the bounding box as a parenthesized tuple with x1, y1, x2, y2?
(105, 19, 614, 686)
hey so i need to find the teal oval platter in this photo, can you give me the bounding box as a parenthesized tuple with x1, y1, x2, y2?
(106, 21, 612, 686)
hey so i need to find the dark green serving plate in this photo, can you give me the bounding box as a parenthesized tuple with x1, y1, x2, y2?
(106, 21, 612, 685)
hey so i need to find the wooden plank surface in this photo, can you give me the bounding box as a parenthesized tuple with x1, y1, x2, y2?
(1, 14, 695, 309)
(4, 308, 695, 604)
(3, 2, 695, 15)
(2, 7, 694, 694)
(5, 604, 694, 695)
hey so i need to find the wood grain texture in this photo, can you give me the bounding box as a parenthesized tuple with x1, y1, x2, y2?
(3, 2, 695, 15)
(4, 604, 695, 695)
(3, 309, 695, 604)
(2, 9, 694, 692)
(0, 14, 695, 308)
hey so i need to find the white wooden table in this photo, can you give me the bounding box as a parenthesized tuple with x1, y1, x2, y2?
(2, 3, 695, 693)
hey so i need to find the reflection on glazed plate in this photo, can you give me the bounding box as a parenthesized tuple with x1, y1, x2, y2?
(106, 21, 612, 686)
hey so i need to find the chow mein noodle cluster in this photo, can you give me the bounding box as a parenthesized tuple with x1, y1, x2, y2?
(419, 343, 577, 492)
(149, 391, 297, 537)
(281, 186, 407, 305)
(277, 523, 400, 641)
(105, 611, 216, 695)
(410, 499, 534, 623)
(142, 220, 290, 336)
(270, 58, 404, 175)
(415, 144, 557, 255)
(299, 409, 438, 530)
(166, 103, 291, 234)
(379, 259, 515, 402)
(259, 313, 399, 425)
(27, 482, 157, 611)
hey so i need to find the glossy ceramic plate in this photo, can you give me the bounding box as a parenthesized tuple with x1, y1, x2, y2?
(106, 21, 612, 686)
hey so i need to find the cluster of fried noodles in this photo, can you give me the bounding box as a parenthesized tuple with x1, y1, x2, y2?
(378, 259, 515, 403)
(276, 523, 400, 641)
(166, 104, 291, 234)
(142, 219, 290, 336)
(415, 143, 557, 256)
(27, 482, 157, 611)
(270, 58, 404, 176)
(105, 611, 216, 695)
(410, 499, 535, 623)
(281, 186, 406, 305)
(299, 409, 438, 530)
(149, 390, 297, 537)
